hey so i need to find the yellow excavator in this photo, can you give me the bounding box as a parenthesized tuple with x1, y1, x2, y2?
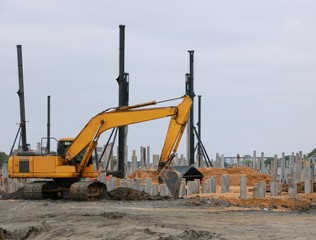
(8, 95, 192, 200)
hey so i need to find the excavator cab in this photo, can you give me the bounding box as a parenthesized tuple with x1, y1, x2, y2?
(57, 139, 73, 158)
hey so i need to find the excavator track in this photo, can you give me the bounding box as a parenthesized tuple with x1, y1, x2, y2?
(23, 180, 107, 200)
(69, 181, 107, 201)
(23, 181, 63, 200)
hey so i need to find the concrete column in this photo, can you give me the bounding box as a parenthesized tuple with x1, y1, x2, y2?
(280, 152, 286, 183)
(288, 177, 296, 197)
(180, 154, 184, 166)
(210, 176, 216, 193)
(258, 181, 266, 198)
(140, 146, 146, 168)
(221, 174, 229, 193)
(216, 153, 220, 167)
(203, 177, 216, 193)
(303, 155, 307, 179)
(289, 153, 294, 178)
(260, 152, 265, 173)
(146, 146, 150, 168)
(144, 178, 152, 195)
(133, 178, 142, 191)
(187, 181, 195, 195)
(304, 178, 312, 194)
(271, 155, 278, 180)
(194, 179, 201, 194)
(126, 179, 133, 188)
(153, 154, 159, 168)
(106, 178, 112, 191)
(253, 151, 257, 170)
(174, 153, 179, 165)
(119, 179, 127, 188)
(253, 186, 260, 199)
(295, 153, 302, 181)
(307, 157, 312, 179)
(220, 154, 225, 168)
(270, 180, 278, 196)
(131, 150, 137, 173)
(240, 174, 247, 199)
(152, 183, 159, 196)
(110, 177, 117, 190)
(179, 180, 186, 197)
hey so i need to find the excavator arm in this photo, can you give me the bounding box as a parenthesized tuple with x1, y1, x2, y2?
(65, 95, 192, 177)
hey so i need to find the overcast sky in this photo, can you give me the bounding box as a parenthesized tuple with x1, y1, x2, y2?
(1, 0, 316, 160)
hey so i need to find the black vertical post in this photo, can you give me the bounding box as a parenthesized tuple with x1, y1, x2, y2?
(16, 45, 28, 151)
(197, 95, 202, 167)
(185, 50, 195, 165)
(47, 95, 51, 154)
(116, 25, 129, 178)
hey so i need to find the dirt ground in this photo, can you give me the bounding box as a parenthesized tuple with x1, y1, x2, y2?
(1, 166, 316, 240)
(1, 189, 316, 240)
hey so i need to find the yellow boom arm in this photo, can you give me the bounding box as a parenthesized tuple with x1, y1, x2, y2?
(64, 95, 192, 173)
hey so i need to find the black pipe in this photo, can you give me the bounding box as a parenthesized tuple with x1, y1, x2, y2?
(197, 95, 202, 167)
(16, 45, 28, 151)
(186, 50, 195, 165)
(46, 95, 51, 154)
(116, 25, 129, 178)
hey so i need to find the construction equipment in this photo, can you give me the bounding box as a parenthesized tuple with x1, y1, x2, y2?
(8, 95, 192, 200)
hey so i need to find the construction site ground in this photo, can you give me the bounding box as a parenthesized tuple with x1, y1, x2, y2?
(1, 167, 316, 240)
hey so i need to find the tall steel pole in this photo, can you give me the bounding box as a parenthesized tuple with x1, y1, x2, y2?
(16, 45, 28, 151)
(116, 25, 129, 178)
(197, 95, 202, 167)
(185, 50, 195, 165)
(46, 95, 51, 154)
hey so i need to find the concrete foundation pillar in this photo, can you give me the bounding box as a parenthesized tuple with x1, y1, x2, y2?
(131, 150, 137, 174)
(210, 176, 216, 193)
(253, 151, 257, 170)
(144, 178, 152, 195)
(221, 174, 229, 193)
(304, 178, 312, 194)
(153, 154, 159, 168)
(146, 146, 150, 168)
(240, 174, 247, 199)
(281, 153, 286, 183)
(187, 181, 195, 195)
(194, 179, 201, 194)
(220, 154, 225, 168)
(270, 180, 278, 196)
(253, 186, 260, 199)
(119, 179, 127, 188)
(110, 177, 117, 190)
(258, 181, 266, 198)
(126, 179, 133, 188)
(271, 155, 278, 180)
(288, 177, 296, 197)
(133, 178, 142, 191)
(152, 183, 159, 196)
(179, 180, 186, 197)
(260, 152, 265, 173)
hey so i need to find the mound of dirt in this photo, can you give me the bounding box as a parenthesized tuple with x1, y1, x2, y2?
(107, 187, 169, 201)
(128, 169, 159, 183)
(198, 167, 271, 187)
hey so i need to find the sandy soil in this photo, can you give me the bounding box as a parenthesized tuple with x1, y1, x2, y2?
(1, 167, 316, 239)
(1, 193, 316, 240)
